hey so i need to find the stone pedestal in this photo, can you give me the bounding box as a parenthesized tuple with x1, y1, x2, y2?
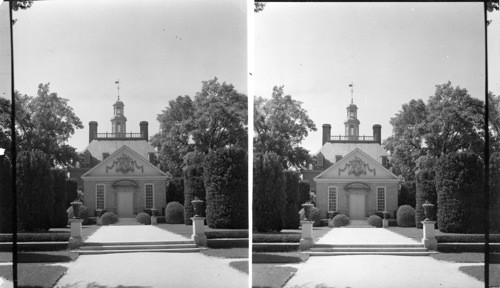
(151, 216, 157, 225)
(421, 220, 438, 250)
(69, 219, 83, 249)
(383, 219, 389, 228)
(299, 220, 314, 251)
(96, 216, 102, 226)
(191, 216, 207, 247)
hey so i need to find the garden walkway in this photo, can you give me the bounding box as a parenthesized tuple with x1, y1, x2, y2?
(316, 227, 419, 244)
(85, 225, 188, 242)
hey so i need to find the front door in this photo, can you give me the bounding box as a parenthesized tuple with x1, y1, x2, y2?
(117, 187, 134, 217)
(349, 191, 365, 220)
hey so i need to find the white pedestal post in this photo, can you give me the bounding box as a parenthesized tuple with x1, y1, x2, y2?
(383, 219, 389, 228)
(96, 209, 102, 226)
(69, 219, 83, 249)
(191, 216, 207, 246)
(299, 220, 314, 251)
(151, 216, 157, 225)
(421, 220, 438, 250)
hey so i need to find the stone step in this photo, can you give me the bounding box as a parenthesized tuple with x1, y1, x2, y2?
(313, 243, 425, 248)
(309, 251, 431, 256)
(79, 248, 201, 255)
(82, 240, 194, 246)
(80, 243, 197, 250)
(311, 247, 428, 253)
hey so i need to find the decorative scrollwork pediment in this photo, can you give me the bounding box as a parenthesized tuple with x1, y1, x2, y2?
(338, 156, 376, 177)
(106, 154, 144, 174)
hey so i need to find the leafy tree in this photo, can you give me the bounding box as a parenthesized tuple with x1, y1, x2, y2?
(489, 92, 500, 153)
(254, 86, 316, 169)
(183, 151, 206, 225)
(415, 155, 437, 228)
(490, 152, 500, 232)
(0, 98, 12, 157)
(487, 1, 499, 26)
(152, 78, 247, 177)
(11, 1, 33, 24)
(254, 2, 266, 13)
(1, 84, 83, 167)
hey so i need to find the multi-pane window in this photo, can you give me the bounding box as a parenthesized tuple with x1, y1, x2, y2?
(377, 187, 386, 211)
(96, 184, 105, 210)
(328, 186, 337, 212)
(145, 184, 154, 209)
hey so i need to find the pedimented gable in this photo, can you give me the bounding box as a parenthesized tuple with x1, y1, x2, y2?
(314, 148, 398, 180)
(81, 145, 167, 178)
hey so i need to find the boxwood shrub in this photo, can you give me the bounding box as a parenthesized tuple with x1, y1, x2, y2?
(183, 151, 206, 225)
(397, 205, 416, 227)
(415, 156, 437, 228)
(367, 215, 382, 227)
(136, 212, 151, 225)
(101, 212, 118, 225)
(204, 147, 248, 229)
(205, 231, 249, 239)
(436, 151, 484, 233)
(67, 205, 90, 225)
(165, 201, 184, 224)
(310, 207, 321, 227)
(282, 171, 300, 229)
(332, 214, 349, 227)
(253, 153, 285, 232)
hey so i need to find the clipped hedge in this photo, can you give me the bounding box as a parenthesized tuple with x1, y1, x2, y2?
(332, 214, 349, 227)
(166, 177, 184, 205)
(253, 234, 301, 243)
(205, 231, 249, 239)
(282, 171, 300, 229)
(0, 156, 13, 233)
(415, 156, 437, 229)
(436, 234, 500, 243)
(136, 212, 151, 225)
(65, 179, 78, 208)
(253, 153, 285, 232)
(397, 205, 416, 227)
(51, 169, 69, 228)
(183, 151, 206, 225)
(0, 233, 70, 242)
(165, 201, 184, 224)
(204, 147, 248, 229)
(490, 152, 500, 232)
(436, 151, 484, 233)
(310, 207, 321, 227)
(298, 181, 310, 205)
(367, 215, 383, 227)
(398, 181, 416, 208)
(17, 151, 54, 232)
(101, 212, 118, 225)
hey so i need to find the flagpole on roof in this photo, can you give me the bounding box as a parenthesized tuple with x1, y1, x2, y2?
(349, 83, 354, 103)
(115, 79, 120, 100)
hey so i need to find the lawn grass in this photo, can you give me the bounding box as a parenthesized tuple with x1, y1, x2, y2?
(230, 260, 249, 274)
(0, 252, 12, 262)
(386, 227, 500, 243)
(200, 248, 249, 259)
(253, 251, 309, 263)
(459, 264, 500, 286)
(252, 264, 297, 288)
(0, 264, 68, 288)
(431, 252, 484, 263)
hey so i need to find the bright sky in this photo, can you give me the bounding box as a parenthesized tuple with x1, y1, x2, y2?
(0, 2, 11, 100)
(255, 2, 499, 154)
(11, 0, 247, 151)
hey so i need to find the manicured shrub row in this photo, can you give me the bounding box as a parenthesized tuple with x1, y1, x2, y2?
(398, 181, 416, 208)
(51, 169, 69, 228)
(310, 207, 321, 227)
(282, 171, 300, 229)
(136, 212, 151, 225)
(205, 230, 249, 239)
(415, 156, 437, 228)
(166, 177, 185, 205)
(397, 205, 416, 227)
(0, 156, 13, 233)
(253, 234, 301, 243)
(332, 214, 349, 227)
(367, 215, 382, 227)
(490, 152, 500, 232)
(101, 212, 118, 225)
(0, 233, 70, 242)
(436, 151, 485, 233)
(183, 151, 206, 225)
(165, 202, 184, 224)
(253, 153, 286, 232)
(252, 243, 299, 252)
(298, 181, 310, 206)
(436, 234, 500, 243)
(204, 147, 248, 229)
(388, 219, 398, 226)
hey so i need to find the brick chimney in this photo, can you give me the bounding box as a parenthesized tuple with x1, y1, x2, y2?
(373, 124, 381, 144)
(140, 121, 149, 141)
(322, 124, 331, 145)
(89, 121, 98, 143)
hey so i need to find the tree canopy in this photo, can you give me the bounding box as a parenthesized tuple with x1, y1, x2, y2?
(0, 83, 83, 167)
(151, 78, 247, 177)
(254, 86, 316, 169)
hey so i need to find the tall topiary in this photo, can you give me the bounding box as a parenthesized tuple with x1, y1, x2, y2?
(490, 152, 500, 232)
(415, 156, 437, 228)
(51, 169, 69, 228)
(204, 147, 248, 229)
(298, 181, 310, 205)
(282, 171, 300, 229)
(65, 179, 78, 208)
(436, 151, 485, 233)
(253, 153, 286, 232)
(0, 156, 13, 233)
(183, 151, 206, 225)
(166, 177, 184, 205)
(17, 151, 54, 231)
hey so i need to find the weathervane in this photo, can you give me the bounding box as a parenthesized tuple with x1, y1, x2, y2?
(349, 82, 354, 103)
(115, 79, 121, 100)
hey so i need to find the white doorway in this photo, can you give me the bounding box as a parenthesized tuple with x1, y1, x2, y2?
(117, 187, 134, 217)
(349, 191, 365, 220)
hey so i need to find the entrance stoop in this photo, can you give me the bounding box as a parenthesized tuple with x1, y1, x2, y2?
(79, 240, 202, 254)
(309, 243, 432, 256)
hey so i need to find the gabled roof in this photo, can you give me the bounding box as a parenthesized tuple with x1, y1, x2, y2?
(83, 139, 156, 161)
(316, 142, 388, 164)
(81, 145, 167, 179)
(314, 148, 398, 181)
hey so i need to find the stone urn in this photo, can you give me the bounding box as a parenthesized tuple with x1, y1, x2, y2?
(302, 203, 314, 221)
(191, 198, 204, 217)
(383, 211, 389, 220)
(70, 201, 83, 219)
(422, 201, 435, 221)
